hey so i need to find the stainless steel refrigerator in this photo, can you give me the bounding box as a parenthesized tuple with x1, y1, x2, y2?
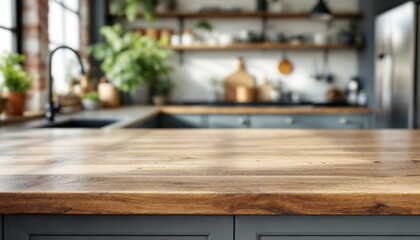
(375, 1, 420, 128)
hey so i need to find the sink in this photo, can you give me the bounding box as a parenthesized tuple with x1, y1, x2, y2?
(40, 119, 117, 129)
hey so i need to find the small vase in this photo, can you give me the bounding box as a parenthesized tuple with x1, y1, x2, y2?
(5, 92, 26, 116)
(153, 96, 168, 106)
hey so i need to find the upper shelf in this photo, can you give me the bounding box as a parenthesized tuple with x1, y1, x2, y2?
(110, 11, 361, 20)
(168, 43, 362, 51)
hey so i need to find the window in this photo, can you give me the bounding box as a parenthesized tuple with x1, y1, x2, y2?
(0, 0, 19, 53)
(48, 0, 81, 94)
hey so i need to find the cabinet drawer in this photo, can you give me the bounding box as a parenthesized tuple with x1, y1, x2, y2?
(236, 216, 420, 240)
(251, 115, 370, 129)
(160, 114, 205, 128)
(5, 215, 232, 240)
(208, 115, 249, 128)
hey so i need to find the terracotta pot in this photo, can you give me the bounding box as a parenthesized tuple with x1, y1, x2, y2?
(153, 96, 168, 106)
(146, 28, 160, 41)
(0, 98, 7, 115)
(5, 92, 26, 116)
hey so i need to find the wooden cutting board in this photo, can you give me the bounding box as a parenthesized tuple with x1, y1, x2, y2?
(224, 58, 255, 102)
(257, 77, 274, 102)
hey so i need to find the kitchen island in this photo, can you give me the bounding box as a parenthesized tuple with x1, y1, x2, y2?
(1, 129, 420, 239)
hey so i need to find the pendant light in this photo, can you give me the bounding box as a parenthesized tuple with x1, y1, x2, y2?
(310, 0, 333, 21)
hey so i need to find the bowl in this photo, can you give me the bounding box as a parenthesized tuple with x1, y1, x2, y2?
(82, 99, 101, 111)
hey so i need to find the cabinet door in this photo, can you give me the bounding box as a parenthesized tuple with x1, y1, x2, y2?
(208, 115, 249, 128)
(4, 215, 232, 240)
(236, 216, 420, 240)
(160, 114, 205, 128)
(251, 115, 371, 129)
(33, 237, 207, 240)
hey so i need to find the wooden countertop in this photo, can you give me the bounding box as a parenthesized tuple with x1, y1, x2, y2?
(0, 129, 419, 215)
(160, 106, 374, 115)
(0, 112, 44, 127)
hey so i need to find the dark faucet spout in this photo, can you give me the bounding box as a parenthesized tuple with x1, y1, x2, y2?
(46, 46, 86, 122)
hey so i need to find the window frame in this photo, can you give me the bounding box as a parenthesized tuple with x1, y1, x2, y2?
(48, 0, 82, 50)
(0, 0, 22, 53)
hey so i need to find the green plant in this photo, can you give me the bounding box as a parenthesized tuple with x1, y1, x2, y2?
(195, 20, 213, 32)
(0, 52, 32, 93)
(152, 78, 173, 96)
(83, 92, 101, 101)
(89, 24, 173, 92)
(110, 0, 159, 22)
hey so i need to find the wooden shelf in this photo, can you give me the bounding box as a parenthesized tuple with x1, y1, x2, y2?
(111, 11, 361, 20)
(167, 43, 362, 51)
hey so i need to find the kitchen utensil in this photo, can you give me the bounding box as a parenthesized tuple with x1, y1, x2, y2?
(171, 34, 181, 45)
(98, 78, 120, 108)
(181, 29, 194, 45)
(278, 51, 293, 75)
(326, 88, 346, 102)
(236, 86, 254, 103)
(224, 58, 256, 102)
(257, 77, 274, 102)
(219, 33, 235, 45)
(269, 0, 284, 12)
(146, 28, 160, 40)
(160, 29, 173, 46)
(314, 32, 329, 45)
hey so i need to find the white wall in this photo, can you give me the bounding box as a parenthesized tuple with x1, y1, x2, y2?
(127, 0, 360, 103)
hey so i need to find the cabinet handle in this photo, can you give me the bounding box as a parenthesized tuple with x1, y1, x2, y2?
(340, 118, 349, 125)
(237, 118, 247, 125)
(285, 118, 295, 124)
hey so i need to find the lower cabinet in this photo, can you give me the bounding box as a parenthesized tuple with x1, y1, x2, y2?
(235, 216, 420, 240)
(160, 114, 206, 128)
(134, 114, 373, 129)
(4, 215, 233, 240)
(208, 115, 249, 128)
(250, 114, 372, 129)
(3, 215, 420, 240)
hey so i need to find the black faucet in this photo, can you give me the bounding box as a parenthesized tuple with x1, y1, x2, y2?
(46, 46, 86, 122)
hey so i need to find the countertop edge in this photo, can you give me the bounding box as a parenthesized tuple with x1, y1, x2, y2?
(1, 192, 419, 215)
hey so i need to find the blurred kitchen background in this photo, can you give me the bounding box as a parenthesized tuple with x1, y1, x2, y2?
(0, 0, 418, 129)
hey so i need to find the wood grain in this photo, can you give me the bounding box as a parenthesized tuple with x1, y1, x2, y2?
(1, 129, 420, 215)
(160, 106, 374, 115)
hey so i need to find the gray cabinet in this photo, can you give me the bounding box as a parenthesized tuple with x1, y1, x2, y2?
(251, 114, 372, 129)
(235, 216, 420, 240)
(4, 215, 233, 240)
(160, 114, 206, 128)
(132, 114, 373, 129)
(208, 115, 250, 128)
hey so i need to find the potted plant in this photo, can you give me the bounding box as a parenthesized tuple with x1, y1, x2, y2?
(0, 52, 32, 116)
(89, 24, 173, 103)
(0, 85, 7, 115)
(82, 92, 101, 111)
(338, 21, 357, 45)
(195, 20, 214, 44)
(110, 0, 160, 22)
(151, 78, 173, 106)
